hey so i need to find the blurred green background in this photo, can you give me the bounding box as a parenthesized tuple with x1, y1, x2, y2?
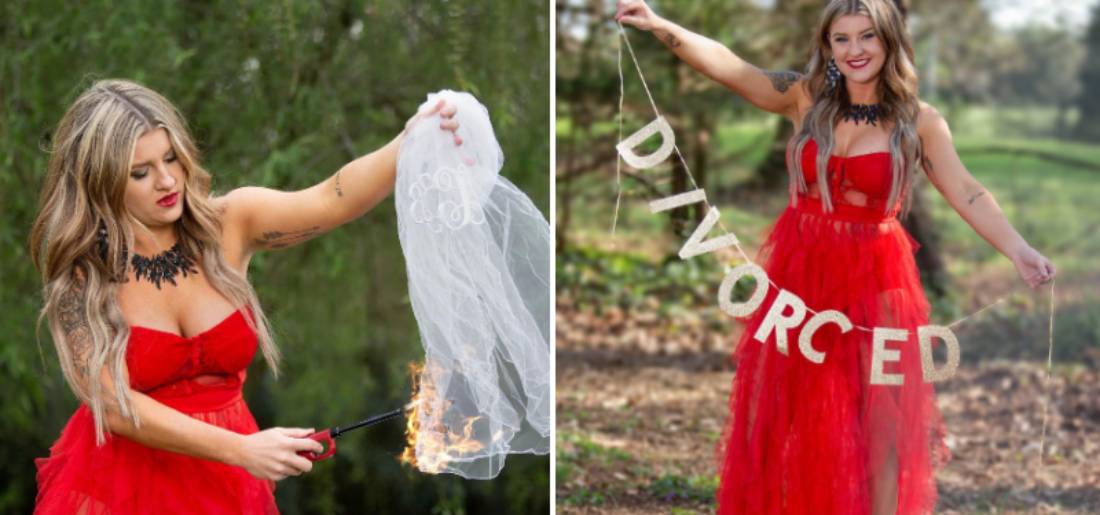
(557, 0, 1100, 512)
(1, 1, 549, 514)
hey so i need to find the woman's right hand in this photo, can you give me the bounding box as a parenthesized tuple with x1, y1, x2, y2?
(615, 0, 663, 31)
(235, 427, 325, 481)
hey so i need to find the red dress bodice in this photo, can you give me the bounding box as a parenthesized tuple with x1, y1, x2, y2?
(793, 138, 904, 220)
(127, 308, 256, 413)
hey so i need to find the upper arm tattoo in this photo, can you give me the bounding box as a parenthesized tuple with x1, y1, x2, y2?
(967, 191, 986, 205)
(253, 226, 322, 250)
(763, 71, 802, 94)
(335, 170, 344, 197)
(58, 279, 93, 385)
(922, 155, 938, 184)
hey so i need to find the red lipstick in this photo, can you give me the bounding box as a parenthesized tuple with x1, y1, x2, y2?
(847, 58, 870, 69)
(157, 192, 179, 207)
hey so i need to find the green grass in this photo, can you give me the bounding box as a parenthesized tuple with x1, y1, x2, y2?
(648, 474, 720, 504)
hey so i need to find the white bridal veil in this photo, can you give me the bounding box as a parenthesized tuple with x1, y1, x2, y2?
(395, 90, 551, 479)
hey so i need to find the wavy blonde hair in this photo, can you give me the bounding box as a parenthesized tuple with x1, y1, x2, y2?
(787, 0, 922, 218)
(30, 79, 281, 446)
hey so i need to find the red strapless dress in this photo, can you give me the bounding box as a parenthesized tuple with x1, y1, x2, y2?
(34, 308, 279, 514)
(716, 139, 951, 514)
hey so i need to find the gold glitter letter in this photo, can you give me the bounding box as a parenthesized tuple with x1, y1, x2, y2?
(679, 207, 740, 260)
(798, 310, 853, 364)
(616, 116, 676, 169)
(753, 289, 807, 356)
(870, 328, 907, 385)
(918, 325, 960, 383)
(649, 189, 706, 213)
(718, 263, 769, 318)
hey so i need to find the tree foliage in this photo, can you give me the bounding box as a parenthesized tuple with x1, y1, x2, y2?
(0, 1, 550, 513)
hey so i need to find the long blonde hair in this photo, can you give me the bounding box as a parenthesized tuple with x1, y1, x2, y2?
(787, 0, 922, 218)
(29, 79, 281, 446)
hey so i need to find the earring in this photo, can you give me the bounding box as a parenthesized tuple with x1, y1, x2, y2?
(826, 56, 842, 90)
(97, 221, 109, 260)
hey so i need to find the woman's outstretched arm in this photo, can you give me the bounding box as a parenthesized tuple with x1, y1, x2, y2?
(216, 100, 461, 263)
(615, 0, 806, 120)
(918, 104, 1056, 290)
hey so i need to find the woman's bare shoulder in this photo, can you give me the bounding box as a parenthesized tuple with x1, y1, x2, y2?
(917, 101, 948, 135)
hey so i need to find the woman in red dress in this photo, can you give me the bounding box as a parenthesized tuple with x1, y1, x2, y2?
(615, 0, 1056, 513)
(30, 79, 462, 514)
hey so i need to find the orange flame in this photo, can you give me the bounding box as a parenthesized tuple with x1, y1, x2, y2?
(400, 361, 486, 473)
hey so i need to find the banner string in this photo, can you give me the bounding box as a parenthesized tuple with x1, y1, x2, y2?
(1039, 277, 1057, 463)
(610, 24, 626, 248)
(608, 24, 1059, 465)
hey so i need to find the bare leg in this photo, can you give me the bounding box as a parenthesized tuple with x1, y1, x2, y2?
(867, 291, 902, 515)
(870, 442, 899, 515)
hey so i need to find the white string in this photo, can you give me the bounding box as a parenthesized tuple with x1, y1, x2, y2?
(1038, 277, 1057, 467)
(610, 27, 626, 248)
(611, 24, 1055, 334)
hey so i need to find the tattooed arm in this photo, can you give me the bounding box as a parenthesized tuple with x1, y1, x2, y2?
(614, 0, 807, 120)
(215, 101, 460, 263)
(918, 103, 1055, 289)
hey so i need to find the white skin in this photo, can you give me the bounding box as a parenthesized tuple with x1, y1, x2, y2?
(116, 100, 461, 482)
(616, 1, 1056, 513)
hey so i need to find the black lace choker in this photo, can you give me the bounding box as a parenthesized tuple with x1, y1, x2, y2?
(131, 243, 199, 290)
(843, 103, 879, 126)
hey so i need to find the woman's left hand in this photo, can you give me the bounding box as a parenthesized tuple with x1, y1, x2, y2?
(1012, 246, 1056, 290)
(405, 98, 462, 146)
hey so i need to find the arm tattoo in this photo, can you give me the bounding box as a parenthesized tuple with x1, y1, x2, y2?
(253, 226, 322, 250)
(922, 155, 936, 180)
(763, 71, 802, 94)
(661, 31, 682, 49)
(967, 191, 986, 205)
(58, 279, 93, 385)
(922, 155, 941, 189)
(335, 170, 344, 197)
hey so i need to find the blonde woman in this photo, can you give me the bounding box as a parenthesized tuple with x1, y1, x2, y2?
(615, 0, 1055, 513)
(31, 79, 461, 514)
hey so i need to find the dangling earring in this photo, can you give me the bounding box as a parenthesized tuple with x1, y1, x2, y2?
(96, 221, 109, 260)
(826, 56, 842, 91)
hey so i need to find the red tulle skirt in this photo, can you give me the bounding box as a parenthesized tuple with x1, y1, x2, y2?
(35, 394, 278, 514)
(716, 198, 951, 515)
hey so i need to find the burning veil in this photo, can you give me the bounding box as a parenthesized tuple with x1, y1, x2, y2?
(394, 90, 551, 479)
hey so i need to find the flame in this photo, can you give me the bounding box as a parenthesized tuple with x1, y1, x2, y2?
(400, 361, 485, 473)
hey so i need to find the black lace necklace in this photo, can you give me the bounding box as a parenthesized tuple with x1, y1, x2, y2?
(843, 103, 879, 126)
(131, 243, 199, 290)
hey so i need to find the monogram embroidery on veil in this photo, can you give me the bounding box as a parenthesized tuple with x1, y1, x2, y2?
(408, 163, 487, 232)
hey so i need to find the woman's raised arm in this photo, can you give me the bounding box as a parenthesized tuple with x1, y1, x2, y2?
(216, 100, 460, 262)
(917, 104, 1055, 290)
(615, 0, 807, 120)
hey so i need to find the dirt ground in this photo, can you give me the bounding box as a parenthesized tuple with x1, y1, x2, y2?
(556, 300, 1100, 515)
